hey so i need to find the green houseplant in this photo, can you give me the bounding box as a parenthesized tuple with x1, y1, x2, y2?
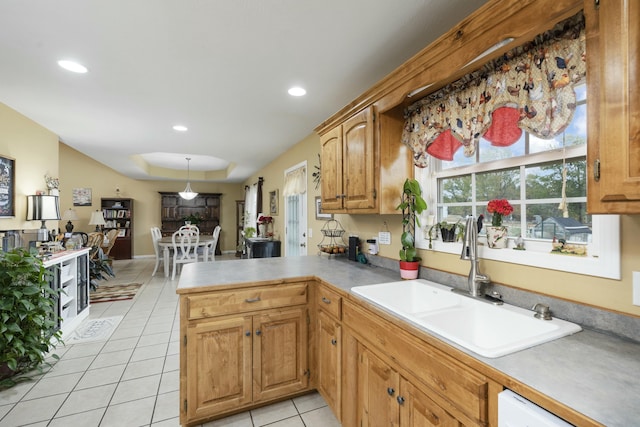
(396, 178, 427, 279)
(0, 248, 61, 389)
(428, 219, 464, 248)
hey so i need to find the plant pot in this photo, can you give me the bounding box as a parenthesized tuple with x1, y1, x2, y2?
(440, 227, 457, 242)
(399, 260, 420, 279)
(486, 226, 508, 248)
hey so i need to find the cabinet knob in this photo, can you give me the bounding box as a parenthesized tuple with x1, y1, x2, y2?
(397, 396, 405, 405)
(245, 331, 251, 337)
(331, 338, 337, 346)
(387, 387, 395, 396)
(255, 329, 262, 336)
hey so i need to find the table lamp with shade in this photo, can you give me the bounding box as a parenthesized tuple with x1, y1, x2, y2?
(89, 210, 106, 232)
(26, 194, 60, 241)
(61, 208, 79, 233)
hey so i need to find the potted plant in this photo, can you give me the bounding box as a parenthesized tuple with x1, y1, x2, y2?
(0, 248, 61, 389)
(396, 178, 427, 279)
(428, 220, 463, 248)
(89, 247, 115, 290)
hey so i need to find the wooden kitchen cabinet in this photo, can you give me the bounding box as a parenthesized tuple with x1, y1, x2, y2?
(180, 282, 309, 426)
(343, 299, 490, 426)
(357, 344, 460, 427)
(316, 283, 343, 419)
(320, 106, 376, 212)
(585, 0, 640, 213)
(319, 106, 411, 214)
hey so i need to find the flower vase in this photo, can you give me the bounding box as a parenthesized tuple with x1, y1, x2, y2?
(258, 224, 266, 237)
(486, 226, 508, 248)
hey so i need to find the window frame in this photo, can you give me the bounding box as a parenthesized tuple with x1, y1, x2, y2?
(414, 155, 621, 280)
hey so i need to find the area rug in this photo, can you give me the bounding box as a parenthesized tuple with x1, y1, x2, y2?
(65, 316, 123, 344)
(90, 283, 143, 303)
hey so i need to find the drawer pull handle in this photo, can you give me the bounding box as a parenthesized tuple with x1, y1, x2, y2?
(331, 339, 337, 346)
(387, 387, 395, 396)
(322, 297, 331, 304)
(397, 396, 405, 405)
(255, 329, 262, 336)
(245, 297, 261, 303)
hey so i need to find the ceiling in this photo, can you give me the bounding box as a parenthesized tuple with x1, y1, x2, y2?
(0, 0, 488, 183)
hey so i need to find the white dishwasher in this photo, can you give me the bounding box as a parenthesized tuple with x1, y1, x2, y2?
(498, 389, 574, 427)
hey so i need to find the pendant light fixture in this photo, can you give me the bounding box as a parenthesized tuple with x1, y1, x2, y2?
(179, 157, 198, 200)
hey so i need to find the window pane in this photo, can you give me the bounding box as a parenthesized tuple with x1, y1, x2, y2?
(478, 135, 525, 163)
(564, 103, 587, 146)
(440, 175, 472, 203)
(476, 169, 520, 201)
(526, 160, 586, 199)
(525, 203, 591, 243)
(529, 134, 564, 153)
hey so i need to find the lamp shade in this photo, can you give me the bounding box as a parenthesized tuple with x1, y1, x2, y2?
(61, 208, 79, 221)
(179, 157, 198, 200)
(89, 210, 106, 226)
(61, 208, 79, 233)
(26, 195, 60, 221)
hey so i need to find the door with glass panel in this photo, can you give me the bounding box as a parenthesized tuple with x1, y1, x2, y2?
(284, 162, 308, 256)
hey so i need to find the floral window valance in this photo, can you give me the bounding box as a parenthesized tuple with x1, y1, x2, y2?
(402, 12, 586, 167)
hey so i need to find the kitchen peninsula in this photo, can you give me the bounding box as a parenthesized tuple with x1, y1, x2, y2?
(177, 257, 640, 427)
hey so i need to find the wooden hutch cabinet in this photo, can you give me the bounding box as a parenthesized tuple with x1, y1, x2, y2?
(159, 192, 222, 254)
(101, 198, 133, 260)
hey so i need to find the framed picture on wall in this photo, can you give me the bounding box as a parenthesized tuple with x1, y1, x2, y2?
(315, 196, 333, 220)
(72, 188, 92, 206)
(0, 155, 15, 218)
(269, 190, 278, 215)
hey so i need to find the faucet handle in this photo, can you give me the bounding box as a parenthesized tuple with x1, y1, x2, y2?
(532, 303, 552, 320)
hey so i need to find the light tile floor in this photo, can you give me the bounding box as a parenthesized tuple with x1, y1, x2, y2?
(0, 256, 340, 427)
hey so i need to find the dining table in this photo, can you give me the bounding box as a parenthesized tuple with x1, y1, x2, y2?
(158, 235, 217, 278)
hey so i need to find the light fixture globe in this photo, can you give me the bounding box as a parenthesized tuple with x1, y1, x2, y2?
(179, 157, 198, 200)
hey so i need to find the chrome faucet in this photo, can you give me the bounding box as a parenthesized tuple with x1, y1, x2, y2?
(460, 216, 491, 297)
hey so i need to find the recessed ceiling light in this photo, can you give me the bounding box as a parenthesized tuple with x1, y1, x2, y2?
(288, 87, 306, 97)
(173, 125, 188, 132)
(57, 60, 88, 73)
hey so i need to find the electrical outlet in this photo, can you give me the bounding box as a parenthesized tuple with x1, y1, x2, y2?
(308, 228, 312, 238)
(633, 272, 640, 306)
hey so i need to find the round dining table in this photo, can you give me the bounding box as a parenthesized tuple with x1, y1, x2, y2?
(157, 235, 216, 278)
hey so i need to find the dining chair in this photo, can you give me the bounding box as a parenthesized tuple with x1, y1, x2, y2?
(200, 225, 221, 262)
(171, 226, 200, 279)
(102, 229, 119, 258)
(150, 226, 167, 276)
(87, 232, 104, 260)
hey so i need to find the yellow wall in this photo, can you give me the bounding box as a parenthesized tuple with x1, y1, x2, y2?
(0, 103, 59, 230)
(242, 133, 328, 252)
(59, 144, 245, 255)
(246, 133, 640, 318)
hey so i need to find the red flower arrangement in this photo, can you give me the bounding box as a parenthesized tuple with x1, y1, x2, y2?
(257, 215, 273, 224)
(486, 199, 513, 227)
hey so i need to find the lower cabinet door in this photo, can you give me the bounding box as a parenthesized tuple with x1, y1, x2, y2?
(186, 315, 253, 421)
(399, 379, 460, 427)
(357, 345, 400, 427)
(317, 310, 341, 419)
(253, 308, 309, 401)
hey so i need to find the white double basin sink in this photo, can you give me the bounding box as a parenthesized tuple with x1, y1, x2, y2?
(351, 279, 582, 358)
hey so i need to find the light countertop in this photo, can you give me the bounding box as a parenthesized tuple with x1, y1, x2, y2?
(178, 256, 640, 426)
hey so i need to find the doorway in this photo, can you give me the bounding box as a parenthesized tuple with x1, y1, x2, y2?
(283, 162, 308, 257)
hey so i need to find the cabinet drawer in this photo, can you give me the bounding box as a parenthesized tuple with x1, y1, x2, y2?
(344, 300, 488, 425)
(316, 284, 342, 320)
(186, 283, 308, 320)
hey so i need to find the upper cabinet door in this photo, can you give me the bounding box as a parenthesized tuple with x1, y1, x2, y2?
(320, 126, 344, 211)
(586, 0, 640, 213)
(342, 106, 376, 210)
